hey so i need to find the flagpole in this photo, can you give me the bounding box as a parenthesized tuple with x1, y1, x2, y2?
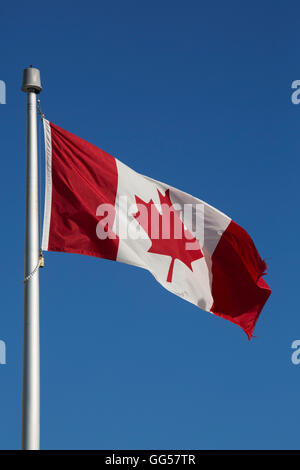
(21, 67, 42, 450)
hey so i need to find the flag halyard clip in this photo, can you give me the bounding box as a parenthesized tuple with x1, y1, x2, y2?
(22, 250, 45, 284)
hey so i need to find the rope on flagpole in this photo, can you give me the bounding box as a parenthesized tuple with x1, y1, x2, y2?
(22, 98, 46, 284)
(37, 99, 45, 120)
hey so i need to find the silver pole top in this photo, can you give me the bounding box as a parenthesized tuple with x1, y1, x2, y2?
(22, 66, 42, 93)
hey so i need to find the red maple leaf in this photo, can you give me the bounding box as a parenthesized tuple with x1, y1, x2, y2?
(133, 189, 203, 283)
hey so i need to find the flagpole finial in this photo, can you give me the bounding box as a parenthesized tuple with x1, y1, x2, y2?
(21, 67, 42, 93)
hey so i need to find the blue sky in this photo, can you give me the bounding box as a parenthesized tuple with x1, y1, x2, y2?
(0, 0, 299, 450)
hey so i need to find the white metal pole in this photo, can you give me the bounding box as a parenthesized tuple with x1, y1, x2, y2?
(21, 67, 42, 450)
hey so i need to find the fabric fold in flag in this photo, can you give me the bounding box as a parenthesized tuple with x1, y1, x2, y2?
(42, 119, 271, 339)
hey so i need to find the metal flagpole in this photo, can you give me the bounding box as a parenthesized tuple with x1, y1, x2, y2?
(21, 66, 42, 450)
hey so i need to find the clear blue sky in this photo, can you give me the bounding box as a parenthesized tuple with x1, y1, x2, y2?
(0, 0, 299, 450)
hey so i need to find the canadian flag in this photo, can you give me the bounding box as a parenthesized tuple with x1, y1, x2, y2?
(42, 120, 271, 339)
